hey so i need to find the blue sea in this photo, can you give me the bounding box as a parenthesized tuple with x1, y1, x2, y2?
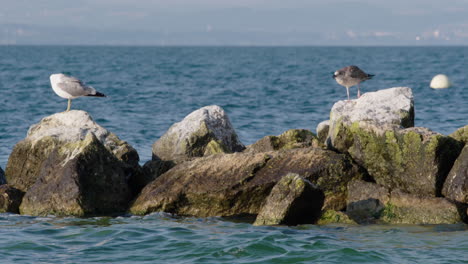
(0, 46, 467, 263)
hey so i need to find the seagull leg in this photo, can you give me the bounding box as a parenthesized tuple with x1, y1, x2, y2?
(346, 86, 350, 101)
(67, 99, 72, 111)
(357, 84, 361, 98)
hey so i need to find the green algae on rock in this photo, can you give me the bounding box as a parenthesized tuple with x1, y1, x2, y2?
(5, 110, 140, 216)
(344, 126, 462, 196)
(130, 147, 364, 217)
(326, 87, 462, 197)
(450, 125, 468, 145)
(152, 105, 245, 163)
(316, 210, 356, 225)
(345, 180, 464, 224)
(245, 129, 320, 154)
(253, 173, 324, 226)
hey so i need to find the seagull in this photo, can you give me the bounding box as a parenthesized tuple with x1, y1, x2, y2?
(333, 66, 374, 100)
(50, 73, 106, 111)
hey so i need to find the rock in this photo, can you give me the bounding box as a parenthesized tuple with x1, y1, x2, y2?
(245, 129, 319, 154)
(328, 87, 414, 148)
(253, 173, 324, 226)
(0, 167, 5, 185)
(327, 87, 462, 196)
(316, 120, 329, 144)
(139, 158, 176, 187)
(130, 147, 364, 217)
(19, 133, 134, 216)
(346, 180, 464, 224)
(381, 190, 462, 224)
(450, 125, 468, 145)
(345, 127, 461, 196)
(6, 110, 140, 193)
(0, 185, 24, 214)
(442, 145, 468, 203)
(316, 210, 356, 225)
(430, 74, 451, 89)
(152, 105, 245, 163)
(5, 111, 138, 216)
(346, 180, 390, 223)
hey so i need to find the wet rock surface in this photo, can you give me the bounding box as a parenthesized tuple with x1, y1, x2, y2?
(253, 173, 324, 226)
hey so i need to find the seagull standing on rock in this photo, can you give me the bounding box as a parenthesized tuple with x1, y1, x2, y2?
(333, 65, 374, 100)
(50, 73, 106, 111)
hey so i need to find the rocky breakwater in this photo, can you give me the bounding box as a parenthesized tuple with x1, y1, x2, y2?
(325, 87, 466, 224)
(131, 106, 365, 225)
(4, 110, 141, 216)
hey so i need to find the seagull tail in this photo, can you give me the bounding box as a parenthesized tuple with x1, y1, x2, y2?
(367, 74, 375, 79)
(88, 91, 106, 97)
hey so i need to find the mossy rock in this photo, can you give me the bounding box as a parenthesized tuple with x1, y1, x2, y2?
(334, 124, 462, 196)
(379, 190, 463, 224)
(130, 147, 364, 217)
(246, 129, 320, 153)
(450, 125, 468, 145)
(317, 210, 356, 225)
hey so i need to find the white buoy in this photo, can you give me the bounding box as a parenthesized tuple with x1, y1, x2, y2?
(430, 74, 451, 89)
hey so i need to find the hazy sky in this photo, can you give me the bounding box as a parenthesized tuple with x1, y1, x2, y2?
(2, 0, 468, 45)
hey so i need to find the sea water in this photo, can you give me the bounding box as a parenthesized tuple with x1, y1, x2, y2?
(0, 46, 467, 263)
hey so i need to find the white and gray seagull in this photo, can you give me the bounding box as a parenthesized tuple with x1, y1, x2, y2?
(50, 73, 106, 111)
(333, 65, 374, 100)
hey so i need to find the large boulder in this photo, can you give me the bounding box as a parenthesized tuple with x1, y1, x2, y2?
(0, 185, 24, 214)
(328, 87, 415, 150)
(245, 129, 319, 154)
(327, 88, 462, 196)
(0, 166, 5, 185)
(442, 145, 468, 203)
(5, 111, 138, 216)
(346, 180, 463, 224)
(152, 105, 245, 163)
(130, 147, 364, 217)
(253, 173, 324, 226)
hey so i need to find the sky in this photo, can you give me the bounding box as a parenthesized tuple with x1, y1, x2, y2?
(1, 0, 468, 45)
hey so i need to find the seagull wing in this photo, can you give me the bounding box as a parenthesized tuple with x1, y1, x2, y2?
(348, 66, 371, 80)
(56, 76, 91, 97)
